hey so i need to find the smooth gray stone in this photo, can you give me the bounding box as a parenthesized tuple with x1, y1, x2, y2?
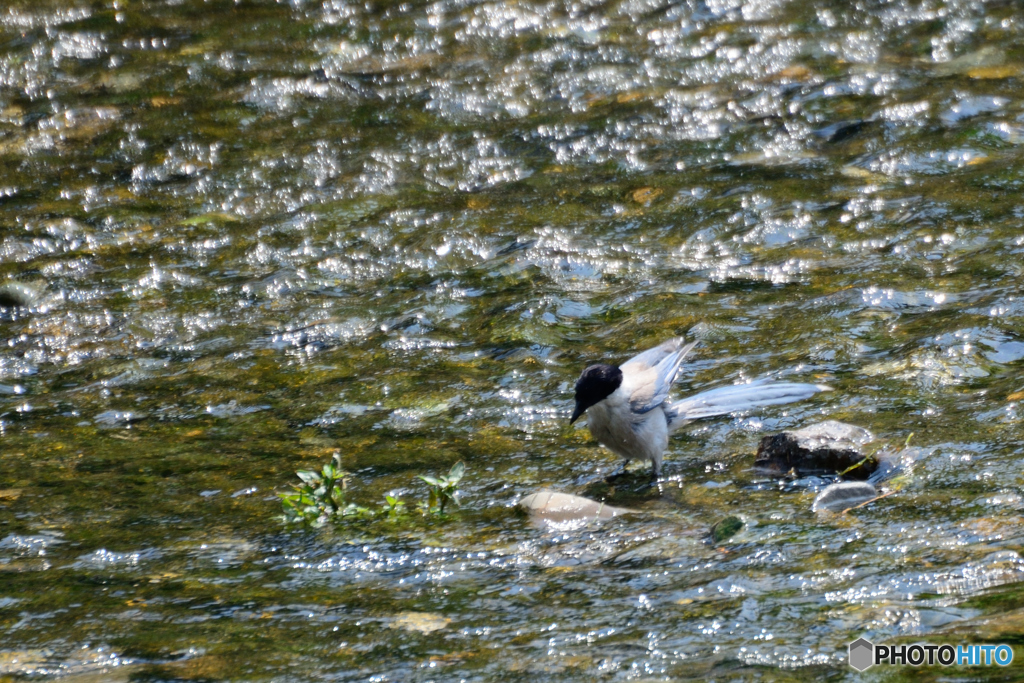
(812, 481, 878, 512)
(519, 491, 629, 528)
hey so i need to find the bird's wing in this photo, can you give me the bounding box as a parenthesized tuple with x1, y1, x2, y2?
(625, 339, 698, 414)
(621, 338, 688, 373)
(666, 380, 830, 425)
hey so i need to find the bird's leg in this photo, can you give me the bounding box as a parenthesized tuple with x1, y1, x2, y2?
(604, 461, 630, 483)
(632, 460, 663, 492)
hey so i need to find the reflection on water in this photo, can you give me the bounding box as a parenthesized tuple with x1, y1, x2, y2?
(2, 0, 1024, 678)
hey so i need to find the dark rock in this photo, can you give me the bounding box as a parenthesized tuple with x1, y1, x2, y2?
(755, 420, 876, 479)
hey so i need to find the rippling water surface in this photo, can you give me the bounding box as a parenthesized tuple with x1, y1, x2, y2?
(3, 0, 1024, 679)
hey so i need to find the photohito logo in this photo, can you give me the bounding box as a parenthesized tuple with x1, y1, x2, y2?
(848, 637, 1013, 671)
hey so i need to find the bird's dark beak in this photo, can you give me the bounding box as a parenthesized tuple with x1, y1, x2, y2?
(569, 403, 585, 424)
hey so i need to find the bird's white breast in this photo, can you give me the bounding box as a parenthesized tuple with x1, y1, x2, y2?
(585, 386, 669, 464)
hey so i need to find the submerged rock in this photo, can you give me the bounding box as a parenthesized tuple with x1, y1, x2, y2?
(710, 515, 744, 543)
(812, 481, 878, 513)
(755, 420, 877, 479)
(389, 612, 450, 634)
(94, 410, 147, 427)
(518, 491, 629, 528)
(608, 535, 704, 565)
(0, 281, 41, 308)
(932, 46, 1006, 77)
(813, 119, 868, 144)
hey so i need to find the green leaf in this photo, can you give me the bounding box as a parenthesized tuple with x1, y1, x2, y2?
(418, 475, 440, 486)
(296, 470, 321, 485)
(448, 461, 465, 483)
(323, 463, 346, 480)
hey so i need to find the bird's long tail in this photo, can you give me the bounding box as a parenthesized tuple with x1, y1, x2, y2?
(665, 380, 830, 431)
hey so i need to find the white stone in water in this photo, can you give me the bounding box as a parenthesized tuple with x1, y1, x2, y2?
(518, 491, 629, 528)
(812, 481, 878, 512)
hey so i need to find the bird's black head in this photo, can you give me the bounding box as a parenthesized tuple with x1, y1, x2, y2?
(571, 363, 623, 424)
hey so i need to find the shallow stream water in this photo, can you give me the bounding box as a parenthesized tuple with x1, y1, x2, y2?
(3, 0, 1024, 680)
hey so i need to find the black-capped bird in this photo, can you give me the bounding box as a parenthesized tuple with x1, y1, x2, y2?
(570, 338, 829, 478)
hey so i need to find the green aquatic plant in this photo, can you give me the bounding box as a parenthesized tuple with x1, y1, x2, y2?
(279, 452, 371, 526)
(418, 461, 464, 515)
(279, 455, 466, 525)
(381, 493, 407, 519)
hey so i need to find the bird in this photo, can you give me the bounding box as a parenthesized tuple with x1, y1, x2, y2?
(570, 338, 829, 479)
